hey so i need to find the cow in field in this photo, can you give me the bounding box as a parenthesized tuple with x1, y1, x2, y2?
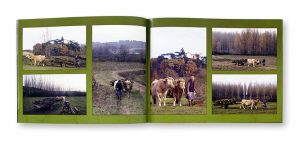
(56, 96, 66, 104)
(172, 78, 186, 106)
(110, 79, 134, 98)
(151, 77, 175, 106)
(240, 99, 260, 110)
(247, 59, 260, 67)
(25, 54, 46, 66)
(123, 79, 134, 97)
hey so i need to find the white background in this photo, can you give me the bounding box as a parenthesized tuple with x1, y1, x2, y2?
(0, 0, 299, 140)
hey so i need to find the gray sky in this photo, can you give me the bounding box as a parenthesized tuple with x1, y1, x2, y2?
(93, 25, 146, 42)
(23, 26, 86, 50)
(213, 74, 277, 85)
(151, 27, 206, 58)
(23, 74, 86, 92)
(213, 28, 277, 33)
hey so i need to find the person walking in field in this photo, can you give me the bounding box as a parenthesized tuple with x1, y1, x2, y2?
(75, 55, 80, 68)
(115, 80, 124, 100)
(186, 76, 196, 106)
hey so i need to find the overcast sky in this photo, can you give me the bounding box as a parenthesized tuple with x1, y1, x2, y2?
(23, 26, 86, 50)
(213, 74, 277, 85)
(213, 28, 277, 33)
(151, 27, 206, 58)
(93, 25, 146, 42)
(23, 74, 86, 92)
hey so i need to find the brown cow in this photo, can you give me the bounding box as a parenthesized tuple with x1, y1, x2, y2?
(151, 77, 175, 106)
(172, 78, 186, 106)
(123, 79, 134, 97)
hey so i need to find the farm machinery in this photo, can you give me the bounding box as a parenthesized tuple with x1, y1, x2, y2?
(33, 98, 61, 111)
(32, 97, 79, 114)
(156, 48, 206, 70)
(214, 99, 238, 109)
(44, 55, 86, 68)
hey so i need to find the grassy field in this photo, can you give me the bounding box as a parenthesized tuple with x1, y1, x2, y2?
(212, 102, 277, 114)
(92, 61, 146, 115)
(23, 65, 85, 70)
(212, 55, 277, 71)
(23, 96, 86, 115)
(151, 97, 206, 115)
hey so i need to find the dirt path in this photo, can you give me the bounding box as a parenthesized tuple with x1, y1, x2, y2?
(111, 69, 146, 99)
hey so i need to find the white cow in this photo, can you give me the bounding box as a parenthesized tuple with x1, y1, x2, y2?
(25, 54, 46, 66)
(240, 99, 260, 110)
(56, 96, 66, 104)
(151, 77, 175, 106)
(247, 59, 260, 67)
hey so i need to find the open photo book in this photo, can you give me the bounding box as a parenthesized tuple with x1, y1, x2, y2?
(17, 16, 283, 123)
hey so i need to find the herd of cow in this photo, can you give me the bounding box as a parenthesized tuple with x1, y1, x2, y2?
(103, 76, 193, 107)
(232, 58, 266, 67)
(151, 77, 193, 107)
(215, 98, 267, 110)
(110, 79, 134, 100)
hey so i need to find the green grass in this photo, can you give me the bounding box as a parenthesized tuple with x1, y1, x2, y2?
(23, 96, 86, 115)
(212, 55, 277, 71)
(150, 98, 206, 115)
(212, 102, 277, 114)
(93, 89, 146, 115)
(23, 65, 84, 70)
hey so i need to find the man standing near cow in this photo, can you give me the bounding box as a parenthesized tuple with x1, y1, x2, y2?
(115, 80, 124, 100)
(186, 76, 196, 106)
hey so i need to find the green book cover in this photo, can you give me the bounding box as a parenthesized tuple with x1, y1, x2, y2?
(17, 16, 282, 123)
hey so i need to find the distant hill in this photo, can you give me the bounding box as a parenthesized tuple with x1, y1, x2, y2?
(92, 40, 146, 62)
(93, 40, 146, 49)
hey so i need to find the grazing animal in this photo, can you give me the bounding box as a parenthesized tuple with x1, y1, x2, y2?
(123, 79, 134, 96)
(232, 59, 247, 66)
(172, 78, 186, 106)
(56, 96, 66, 104)
(240, 99, 260, 110)
(151, 77, 175, 106)
(25, 54, 46, 66)
(247, 59, 260, 67)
